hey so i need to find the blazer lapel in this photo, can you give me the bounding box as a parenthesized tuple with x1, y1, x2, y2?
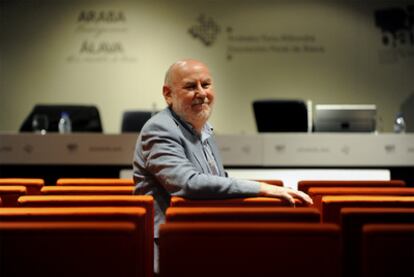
(192, 146, 210, 174)
(207, 137, 226, 177)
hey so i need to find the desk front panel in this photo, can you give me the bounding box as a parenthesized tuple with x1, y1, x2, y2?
(1, 133, 413, 166)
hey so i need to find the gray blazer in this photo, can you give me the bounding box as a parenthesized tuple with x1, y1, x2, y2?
(133, 107, 260, 236)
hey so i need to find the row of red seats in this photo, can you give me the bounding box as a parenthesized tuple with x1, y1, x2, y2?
(155, 179, 413, 277)
(0, 177, 405, 190)
(0, 178, 408, 205)
(161, 205, 414, 277)
(1, 204, 412, 276)
(0, 178, 413, 277)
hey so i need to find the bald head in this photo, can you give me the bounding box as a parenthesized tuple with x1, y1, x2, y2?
(164, 59, 211, 87)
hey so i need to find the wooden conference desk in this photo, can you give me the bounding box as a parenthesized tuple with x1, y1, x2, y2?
(0, 133, 413, 184)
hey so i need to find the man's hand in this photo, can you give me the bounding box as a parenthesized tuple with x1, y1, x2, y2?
(258, 183, 313, 206)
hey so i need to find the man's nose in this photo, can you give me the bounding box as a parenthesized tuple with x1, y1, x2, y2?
(196, 84, 207, 97)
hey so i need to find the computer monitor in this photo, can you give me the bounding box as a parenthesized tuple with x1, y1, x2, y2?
(314, 104, 377, 132)
(253, 100, 309, 132)
(400, 93, 413, 132)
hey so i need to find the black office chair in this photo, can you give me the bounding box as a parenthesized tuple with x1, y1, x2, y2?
(400, 92, 413, 132)
(19, 104, 103, 133)
(121, 110, 153, 133)
(253, 99, 309, 132)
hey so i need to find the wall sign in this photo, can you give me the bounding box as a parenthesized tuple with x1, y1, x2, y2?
(67, 10, 136, 63)
(226, 27, 325, 60)
(187, 14, 325, 61)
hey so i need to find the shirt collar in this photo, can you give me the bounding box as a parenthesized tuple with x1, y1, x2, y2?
(200, 122, 214, 143)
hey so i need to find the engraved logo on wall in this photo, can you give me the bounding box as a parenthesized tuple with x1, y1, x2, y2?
(67, 10, 136, 63)
(374, 6, 414, 64)
(188, 14, 325, 60)
(189, 14, 221, 46)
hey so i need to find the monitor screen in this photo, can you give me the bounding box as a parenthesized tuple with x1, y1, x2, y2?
(253, 100, 309, 132)
(314, 104, 376, 132)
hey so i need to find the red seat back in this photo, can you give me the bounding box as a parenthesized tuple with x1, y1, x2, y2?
(166, 207, 320, 223)
(56, 178, 134, 186)
(322, 195, 414, 223)
(362, 223, 414, 277)
(170, 196, 305, 207)
(309, 187, 414, 211)
(0, 186, 27, 207)
(298, 180, 405, 194)
(159, 222, 341, 277)
(0, 220, 144, 277)
(0, 207, 153, 277)
(41, 186, 134, 195)
(341, 207, 414, 277)
(0, 178, 44, 195)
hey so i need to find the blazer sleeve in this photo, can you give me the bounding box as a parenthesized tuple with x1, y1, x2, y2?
(139, 119, 260, 199)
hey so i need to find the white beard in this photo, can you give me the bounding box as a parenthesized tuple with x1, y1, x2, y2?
(174, 102, 212, 129)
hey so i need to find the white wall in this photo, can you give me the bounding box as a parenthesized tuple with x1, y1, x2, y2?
(1, 0, 413, 133)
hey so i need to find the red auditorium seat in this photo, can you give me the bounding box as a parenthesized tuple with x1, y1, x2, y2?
(298, 180, 405, 194)
(41, 186, 134, 195)
(321, 195, 414, 223)
(56, 178, 134, 186)
(308, 187, 414, 211)
(0, 178, 44, 195)
(341, 207, 414, 277)
(0, 186, 27, 207)
(170, 196, 305, 207)
(166, 206, 320, 223)
(0, 206, 153, 277)
(159, 222, 341, 277)
(0, 221, 145, 277)
(362, 223, 414, 277)
(17, 194, 154, 272)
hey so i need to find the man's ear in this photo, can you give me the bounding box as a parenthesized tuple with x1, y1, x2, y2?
(163, 85, 173, 106)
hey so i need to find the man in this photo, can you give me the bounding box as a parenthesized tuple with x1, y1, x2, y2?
(133, 59, 312, 272)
